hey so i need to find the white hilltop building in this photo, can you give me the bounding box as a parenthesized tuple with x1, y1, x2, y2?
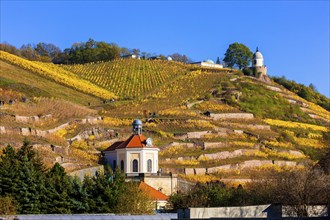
(251, 47, 267, 75)
(191, 59, 223, 69)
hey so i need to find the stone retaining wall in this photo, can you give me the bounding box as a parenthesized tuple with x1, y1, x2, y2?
(287, 150, 304, 157)
(0, 116, 104, 138)
(183, 160, 298, 175)
(15, 114, 52, 123)
(246, 124, 271, 130)
(163, 142, 195, 149)
(308, 114, 329, 122)
(187, 131, 211, 139)
(68, 165, 104, 181)
(210, 113, 254, 120)
(173, 131, 212, 140)
(202, 142, 227, 150)
(199, 149, 258, 160)
(68, 128, 114, 143)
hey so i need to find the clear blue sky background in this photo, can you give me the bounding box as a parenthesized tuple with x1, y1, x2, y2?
(1, 0, 329, 97)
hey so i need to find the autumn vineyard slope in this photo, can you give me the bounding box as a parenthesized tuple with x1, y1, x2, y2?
(0, 51, 117, 100)
(62, 59, 189, 99)
(0, 51, 329, 181)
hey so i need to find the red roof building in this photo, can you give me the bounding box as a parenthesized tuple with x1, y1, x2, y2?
(139, 182, 168, 201)
(103, 119, 159, 175)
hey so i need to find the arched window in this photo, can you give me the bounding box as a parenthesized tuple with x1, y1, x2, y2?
(133, 159, 138, 172)
(120, 160, 124, 171)
(147, 159, 152, 172)
(113, 160, 117, 170)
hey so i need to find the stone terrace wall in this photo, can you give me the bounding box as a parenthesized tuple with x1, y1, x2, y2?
(163, 142, 195, 149)
(187, 131, 211, 139)
(0, 116, 103, 138)
(15, 114, 52, 123)
(210, 113, 254, 120)
(184, 160, 298, 175)
(199, 149, 258, 160)
(202, 142, 227, 150)
(68, 165, 104, 181)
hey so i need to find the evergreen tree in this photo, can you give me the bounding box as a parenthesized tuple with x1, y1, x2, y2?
(69, 177, 89, 213)
(216, 57, 221, 64)
(45, 163, 73, 213)
(0, 145, 19, 196)
(0, 141, 46, 214)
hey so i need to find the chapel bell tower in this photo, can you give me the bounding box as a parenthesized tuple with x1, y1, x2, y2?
(132, 119, 143, 135)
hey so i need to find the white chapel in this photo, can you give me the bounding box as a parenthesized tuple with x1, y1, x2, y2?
(103, 119, 159, 175)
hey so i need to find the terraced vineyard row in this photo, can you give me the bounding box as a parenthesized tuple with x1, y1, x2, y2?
(61, 59, 188, 98)
(0, 51, 117, 100)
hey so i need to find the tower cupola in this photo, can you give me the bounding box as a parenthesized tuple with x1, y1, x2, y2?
(132, 119, 143, 135)
(253, 47, 264, 67)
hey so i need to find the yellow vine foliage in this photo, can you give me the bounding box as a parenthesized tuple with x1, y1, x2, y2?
(159, 146, 181, 157)
(62, 59, 187, 98)
(103, 117, 131, 127)
(254, 164, 305, 173)
(230, 141, 255, 147)
(308, 102, 330, 120)
(158, 107, 199, 117)
(0, 51, 117, 99)
(186, 119, 217, 129)
(264, 118, 328, 132)
(308, 133, 323, 139)
(173, 159, 199, 166)
(70, 148, 98, 162)
(55, 129, 67, 138)
(180, 174, 219, 183)
(294, 137, 325, 148)
(71, 140, 89, 150)
(264, 141, 293, 149)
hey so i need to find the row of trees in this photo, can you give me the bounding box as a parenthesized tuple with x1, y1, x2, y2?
(0, 39, 191, 64)
(0, 40, 253, 67)
(0, 140, 153, 215)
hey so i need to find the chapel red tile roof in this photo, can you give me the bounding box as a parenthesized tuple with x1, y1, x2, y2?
(103, 134, 154, 151)
(139, 182, 168, 201)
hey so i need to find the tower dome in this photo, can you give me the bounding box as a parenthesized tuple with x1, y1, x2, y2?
(253, 51, 263, 59)
(205, 59, 214, 64)
(167, 56, 173, 61)
(252, 47, 264, 67)
(132, 119, 143, 135)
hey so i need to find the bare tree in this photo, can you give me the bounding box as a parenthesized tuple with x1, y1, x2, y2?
(247, 166, 330, 217)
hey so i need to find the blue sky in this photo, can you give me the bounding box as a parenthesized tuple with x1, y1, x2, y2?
(1, 0, 329, 97)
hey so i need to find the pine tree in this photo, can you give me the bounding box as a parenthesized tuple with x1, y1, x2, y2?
(216, 57, 221, 64)
(0, 141, 47, 214)
(45, 163, 73, 213)
(69, 177, 89, 213)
